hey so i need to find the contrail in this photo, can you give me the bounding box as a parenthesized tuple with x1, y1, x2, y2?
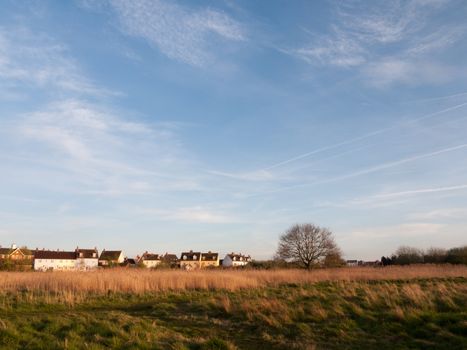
(405, 91, 467, 103)
(253, 143, 467, 196)
(371, 184, 467, 199)
(264, 101, 467, 170)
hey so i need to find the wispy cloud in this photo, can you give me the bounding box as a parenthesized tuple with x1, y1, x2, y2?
(368, 184, 467, 200)
(337, 184, 467, 210)
(363, 59, 457, 87)
(13, 99, 201, 196)
(287, 0, 466, 86)
(409, 207, 467, 220)
(0, 27, 117, 98)
(105, 0, 245, 66)
(208, 169, 275, 182)
(290, 30, 365, 67)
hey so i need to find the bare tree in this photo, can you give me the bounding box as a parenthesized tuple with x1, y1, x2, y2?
(275, 223, 340, 269)
(393, 246, 424, 265)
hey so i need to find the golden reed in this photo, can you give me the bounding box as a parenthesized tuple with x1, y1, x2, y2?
(0, 265, 465, 294)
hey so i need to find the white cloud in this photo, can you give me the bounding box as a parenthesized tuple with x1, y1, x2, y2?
(287, 0, 465, 86)
(107, 0, 245, 66)
(291, 31, 365, 67)
(363, 59, 457, 87)
(14, 99, 200, 196)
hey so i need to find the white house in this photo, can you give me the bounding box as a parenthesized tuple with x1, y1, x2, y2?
(75, 248, 99, 270)
(180, 250, 201, 270)
(222, 253, 251, 267)
(33, 250, 77, 271)
(138, 252, 161, 268)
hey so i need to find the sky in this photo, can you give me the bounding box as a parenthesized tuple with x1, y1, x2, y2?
(1, 0, 467, 260)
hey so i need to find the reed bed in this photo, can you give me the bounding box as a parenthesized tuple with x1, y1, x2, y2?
(0, 265, 465, 295)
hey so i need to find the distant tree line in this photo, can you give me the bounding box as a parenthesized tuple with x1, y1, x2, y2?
(381, 245, 467, 266)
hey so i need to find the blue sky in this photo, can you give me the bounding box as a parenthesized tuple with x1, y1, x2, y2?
(1, 0, 466, 260)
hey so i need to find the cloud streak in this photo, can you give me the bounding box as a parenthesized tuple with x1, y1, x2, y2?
(254, 143, 467, 196)
(0, 27, 117, 98)
(263, 101, 467, 170)
(107, 0, 245, 66)
(287, 0, 466, 86)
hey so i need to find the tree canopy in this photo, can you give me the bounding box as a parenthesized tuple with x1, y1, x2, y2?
(275, 223, 342, 269)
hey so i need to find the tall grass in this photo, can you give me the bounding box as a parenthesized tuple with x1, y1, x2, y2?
(0, 265, 465, 296)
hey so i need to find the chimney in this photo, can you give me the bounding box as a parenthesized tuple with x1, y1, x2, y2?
(11, 243, 17, 249)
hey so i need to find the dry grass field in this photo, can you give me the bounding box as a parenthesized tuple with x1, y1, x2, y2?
(1, 266, 466, 349)
(1, 265, 466, 295)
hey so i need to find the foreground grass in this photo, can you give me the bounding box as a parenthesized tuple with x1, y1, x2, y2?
(0, 276, 466, 349)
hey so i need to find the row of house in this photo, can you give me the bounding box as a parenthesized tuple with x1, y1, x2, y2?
(346, 260, 381, 267)
(140, 250, 251, 270)
(0, 244, 251, 271)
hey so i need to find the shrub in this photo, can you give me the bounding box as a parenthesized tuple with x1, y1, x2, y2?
(445, 246, 467, 265)
(423, 247, 447, 264)
(393, 246, 424, 265)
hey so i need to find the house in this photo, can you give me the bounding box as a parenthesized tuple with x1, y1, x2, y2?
(0, 244, 34, 262)
(33, 249, 77, 271)
(121, 258, 138, 267)
(99, 250, 125, 267)
(139, 252, 161, 268)
(161, 253, 179, 268)
(346, 260, 381, 267)
(346, 260, 359, 267)
(75, 247, 99, 270)
(222, 253, 251, 267)
(0, 244, 34, 270)
(200, 251, 219, 268)
(180, 250, 201, 270)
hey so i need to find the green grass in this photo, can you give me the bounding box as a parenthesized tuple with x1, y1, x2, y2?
(0, 278, 466, 349)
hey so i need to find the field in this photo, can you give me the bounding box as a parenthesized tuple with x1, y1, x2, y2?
(0, 266, 466, 349)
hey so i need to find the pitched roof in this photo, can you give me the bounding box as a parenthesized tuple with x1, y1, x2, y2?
(21, 248, 33, 255)
(34, 250, 76, 260)
(201, 252, 218, 261)
(122, 258, 137, 265)
(180, 251, 201, 261)
(161, 253, 178, 262)
(141, 252, 161, 261)
(76, 248, 98, 259)
(99, 250, 122, 261)
(0, 248, 14, 255)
